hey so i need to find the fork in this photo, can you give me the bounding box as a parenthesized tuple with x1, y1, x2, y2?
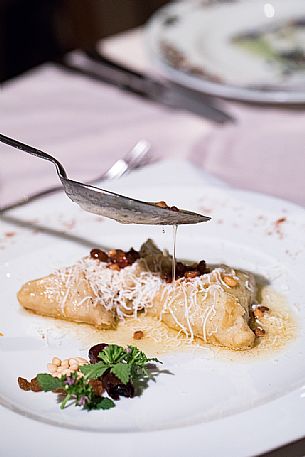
(0, 139, 151, 212)
(0, 133, 209, 225)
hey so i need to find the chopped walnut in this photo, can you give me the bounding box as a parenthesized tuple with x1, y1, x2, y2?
(107, 263, 121, 271)
(18, 376, 42, 392)
(88, 379, 104, 396)
(253, 306, 269, 319)
(133, 330, 144, 340)
(155, 201, 169, 208)
(185, 271, 199, 279)
(223, 275, 238, 288)
(18, 377, 31, 391)
(30, 377, 42, 392)
(90, 249, 109, 262)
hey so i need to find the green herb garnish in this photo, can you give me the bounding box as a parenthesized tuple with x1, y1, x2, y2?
(80, 344, 161, 384)
(37, 371, 115, 410)
(36, 373, 63, 392)
(35, 345, 161, 412)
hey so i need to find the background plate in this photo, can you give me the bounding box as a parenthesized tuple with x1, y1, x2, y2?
(146, 0, 305, 104)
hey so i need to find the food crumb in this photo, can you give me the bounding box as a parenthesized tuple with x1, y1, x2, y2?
(275, 217, 287, 225)
(274, 216, 287, 239)
(133, 330, 144, 340)
(0, 331, 3, 336)
(4, 231, 16, 238)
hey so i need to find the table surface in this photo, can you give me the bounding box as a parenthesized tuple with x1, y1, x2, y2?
(1, 28, 305, 209)
(1, 27, 305, 457)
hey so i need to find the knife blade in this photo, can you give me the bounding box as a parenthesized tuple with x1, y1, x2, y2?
(61, 50, 234, 124)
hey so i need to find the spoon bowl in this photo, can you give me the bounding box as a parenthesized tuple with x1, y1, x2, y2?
(0, 133, 210, 225)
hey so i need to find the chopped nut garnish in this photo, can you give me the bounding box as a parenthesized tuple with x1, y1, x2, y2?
(126, 248, 140, 264)
(107, 263, 121, 271)
(254, 327, 266, 337)
(185, 271, 199, 279)
(18, 377, 31, 391)
(254, 308, 264, 319)
(155, 201, 169, 208)
(161, 273, 173, 283)
(133, 330, 144, 340)
(108, 249, 118, 258)
(154, 201, 179, 212)
(252, 304, 270, 319)
(223, 275, 238, 287)
(96, 247, 141, 271)
(90, 248, 109, 262)
(88, 379, 105, 396)
(30, 377, 42, 392)
(259, 305, 269, 313)
(47, 356, 88, 378)
(18, 376, 42, 392)
(197, 260, 208, 275)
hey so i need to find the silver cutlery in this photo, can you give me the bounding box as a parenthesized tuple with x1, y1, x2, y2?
(62, 51, 234, 125)
(0, 139, 151, 212)
(0, 134, 210, 225)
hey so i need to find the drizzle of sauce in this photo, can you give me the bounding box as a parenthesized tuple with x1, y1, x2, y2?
(172, 224, 178, 283)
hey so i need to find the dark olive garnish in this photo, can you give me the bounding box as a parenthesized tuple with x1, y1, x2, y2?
(102, 372, 134, 400)
(88, 343, 109, 364)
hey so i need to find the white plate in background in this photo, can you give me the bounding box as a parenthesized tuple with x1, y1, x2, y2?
(146, 0, 305, 103)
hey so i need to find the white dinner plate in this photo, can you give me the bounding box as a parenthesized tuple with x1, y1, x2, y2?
(1, 183, 305, 457)
(146, 0, 305, 104)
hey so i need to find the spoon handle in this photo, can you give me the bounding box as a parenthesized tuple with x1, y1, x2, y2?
(0, 133, 67, 178)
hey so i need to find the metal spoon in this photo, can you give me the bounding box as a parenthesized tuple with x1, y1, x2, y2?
(0, 133, 210, 225)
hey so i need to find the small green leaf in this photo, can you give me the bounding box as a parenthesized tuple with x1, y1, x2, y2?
(111, 363, 131, 384)
(80, 362, 109, 380)
(36, 373, 64, 392)
(95, 397, 115, 410)
(98, 345, 126, 365)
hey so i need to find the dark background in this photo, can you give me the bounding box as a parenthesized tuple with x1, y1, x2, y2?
(0, 0, 169, 82)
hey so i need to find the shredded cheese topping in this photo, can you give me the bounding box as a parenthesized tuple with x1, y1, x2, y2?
(47, 241, 255, 346)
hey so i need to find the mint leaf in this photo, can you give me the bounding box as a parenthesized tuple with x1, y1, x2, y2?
(94, 397, 115, 410)
(98, 345, 126, 365)
(111, 363, 131, 384)
(36, 374, 64, 391)
(80, 362, 109, 380)
(126, 346, 161, 367)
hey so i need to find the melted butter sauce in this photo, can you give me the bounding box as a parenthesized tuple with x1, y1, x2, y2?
(48, 284, 296, 360)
